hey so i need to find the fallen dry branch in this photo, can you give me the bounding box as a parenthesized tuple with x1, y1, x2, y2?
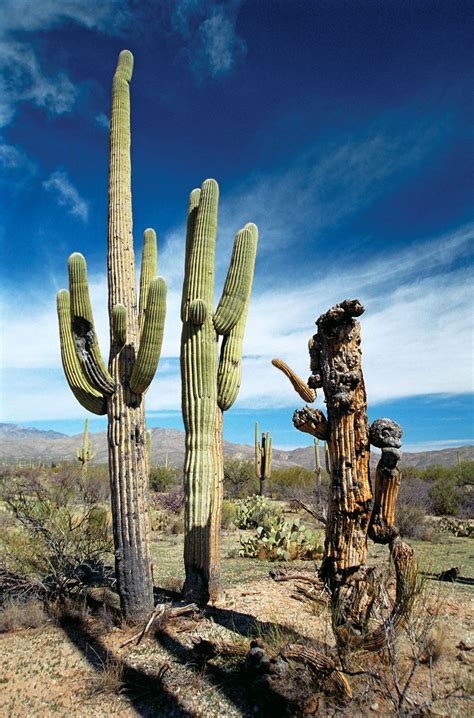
(193, 636, 352, 705)
(120, 602, 199, 648)
(269, 568, 323, 585)
(282, 643, 352, 700)
(288, 498, 327, 525)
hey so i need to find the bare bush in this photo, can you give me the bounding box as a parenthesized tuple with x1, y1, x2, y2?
(0, 466, 114, 602)
(0, 597, 48, 632)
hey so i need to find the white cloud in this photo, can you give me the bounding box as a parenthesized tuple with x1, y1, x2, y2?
(0, 142, 36, 186)
(0, 220, 472, 422)
(215, 125, 444, 266)
(43, 170, 89, 221)
(1, 1, 130, 34)
(170, 0, 246, 79)
(0, 0, 130, 129)
(95, 112, 110, 130)
(402, 439, 474, 453)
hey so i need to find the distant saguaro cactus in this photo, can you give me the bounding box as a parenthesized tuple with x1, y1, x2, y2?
(180, 179, 257, 604)
(255, 421, 272, 496)
(76, 418, 96, 479)
(56, 51, 166, 621)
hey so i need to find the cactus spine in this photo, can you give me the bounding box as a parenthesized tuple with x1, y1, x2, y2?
(77, 418, 96, 479)
(181, 179, 257, 604)
(56, 51, 167, 621)
(255, 421, 272, 496)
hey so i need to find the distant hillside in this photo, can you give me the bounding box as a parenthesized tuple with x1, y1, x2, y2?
(0, 422, 472, 470)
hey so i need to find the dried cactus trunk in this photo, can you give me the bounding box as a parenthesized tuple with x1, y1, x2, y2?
(368, 418, 403, 544)
(181, 180, 257, 604)
(76, 417, 96, 479)
(56, 51, 166, 622)
(255, 421, 272, 496)
(308, 300, 371, 580)
(273, 298, 416, 648)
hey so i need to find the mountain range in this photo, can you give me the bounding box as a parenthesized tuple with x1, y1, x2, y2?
(0, 423, 472, 470)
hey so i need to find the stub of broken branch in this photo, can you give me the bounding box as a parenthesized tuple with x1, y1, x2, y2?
(272, 358, 316, 403)
(292, 405, 328, 440)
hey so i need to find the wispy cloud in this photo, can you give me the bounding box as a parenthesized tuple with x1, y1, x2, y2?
(1, 220, 472, 422)
(0, 0, 130, 129)
(43, 170, 89, 222)
(170, 0, 246, 79)
(95, 112, 110, 130)
(215, 123, 445, 268)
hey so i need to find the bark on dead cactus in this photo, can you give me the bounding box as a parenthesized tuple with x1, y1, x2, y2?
(273, 299, 416, 648)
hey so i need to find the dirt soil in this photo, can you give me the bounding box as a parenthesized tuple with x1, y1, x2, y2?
(1, 570, 473, 718)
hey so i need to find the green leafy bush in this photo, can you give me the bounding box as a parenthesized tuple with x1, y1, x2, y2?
(269, 466, 322, 500)
(0, 466, 114, 601)
(234, 495, 279, 529)
(149, 464, 180, 492)
(429, 478, 462, 516)
(396, 504, 434, 540)
(221, 500, 237, 529)
(239, 516, 324, 561)
(223, 458, 257, 498)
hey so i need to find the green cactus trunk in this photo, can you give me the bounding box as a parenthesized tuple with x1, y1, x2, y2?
(181, 181, 257, 604)
(255, 421, 272, 496)
(77, 417, 96, 479)
(56, 51, 166, 622)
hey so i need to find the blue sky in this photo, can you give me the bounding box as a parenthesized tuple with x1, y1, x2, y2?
(0, 0, 472, 452)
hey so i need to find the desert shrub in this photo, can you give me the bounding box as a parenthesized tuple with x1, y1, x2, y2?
(224, 458, 257, 498)
(429, 477, 462, 516)
(0, 468, 114, 602)
(149, 464, 180, 492)
(455, 460, 474, 485)
(150, 491, 185, 535)
(153, 487, 184, 514)
(240, 516, 323, 561)
(234, 495, 279, 529)
(269, 466, 319, 500)
(396, 504, 433, 540)
(398, 476, 431, 511)
(150, 507, 168, 531)
(221, 500, 237, 528)
(169, 514, 184, 534)
(0, 597, 48, 632)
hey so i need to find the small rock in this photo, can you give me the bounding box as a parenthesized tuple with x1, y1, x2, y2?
(370, 703, 379, 711)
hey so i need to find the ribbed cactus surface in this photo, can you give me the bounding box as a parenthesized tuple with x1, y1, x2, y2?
(181, 179, 257, 604)
(56, 51, 166, 622)
(255, 421, 272, 496)
(77, 418, 96, 479)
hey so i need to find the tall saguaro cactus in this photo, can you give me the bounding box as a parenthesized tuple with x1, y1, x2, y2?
(77, 418, 96, 479)
(56, 51, 166, 622)
(181, 179, 257, 604)
(255, 421, 272, 496)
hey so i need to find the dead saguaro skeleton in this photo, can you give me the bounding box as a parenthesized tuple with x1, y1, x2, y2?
(273, 299, 416, 648)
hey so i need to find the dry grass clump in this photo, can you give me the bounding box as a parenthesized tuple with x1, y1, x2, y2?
(89, 654, 125, 695)
(0, 597, 48, 632)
